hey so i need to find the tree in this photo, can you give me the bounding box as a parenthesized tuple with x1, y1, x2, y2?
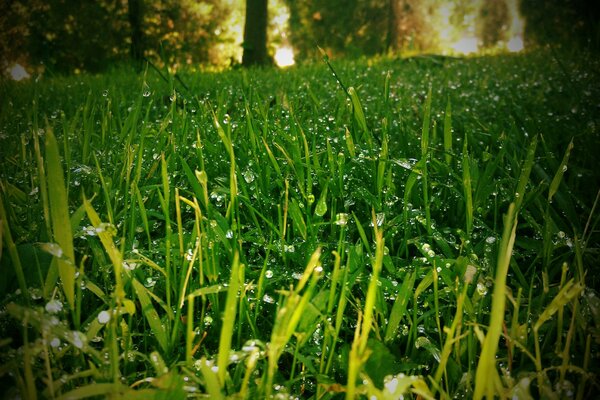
(286, 0, 389, 61)
(478, 0, 509, 48)
(128, 0, 145, 68)
(520, 0, 600, 51)
(242, 0, 269, 66)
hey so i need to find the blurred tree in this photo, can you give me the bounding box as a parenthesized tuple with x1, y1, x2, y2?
(388, 0, 432, 52)
(128, 0, 145, 68)
(1, 0, 232, 75)
(141, 0, 232, 68)
(243, 0, 269, 66)
(520, 0, 600, 51)
(477, 0, 509, 48)
(27, 0, 129, 73)
(0, 1, 35, 71)
(287, 0, 389, 61)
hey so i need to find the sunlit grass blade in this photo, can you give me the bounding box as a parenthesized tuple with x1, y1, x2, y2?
(265, 248, 322, 397)
(83, 196, 125, 301)
(347, 213, 384, 399)
(217, 251, 242, 386)
(474, 203, 518, 400)
(45, 128, 76, 311)
(56, 382, 128, 400)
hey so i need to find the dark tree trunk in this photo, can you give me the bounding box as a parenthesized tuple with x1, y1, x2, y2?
(387, 0, 399, 52)
(128, 0, 144, 68)
(242, 0, 269, 67)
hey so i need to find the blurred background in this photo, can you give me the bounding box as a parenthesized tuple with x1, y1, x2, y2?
(1, 0, 599, 79)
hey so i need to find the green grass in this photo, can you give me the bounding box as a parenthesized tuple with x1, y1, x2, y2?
(1, 49, 599, 399)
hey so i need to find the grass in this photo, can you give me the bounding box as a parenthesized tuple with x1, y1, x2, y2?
(0, 49, 599, 399)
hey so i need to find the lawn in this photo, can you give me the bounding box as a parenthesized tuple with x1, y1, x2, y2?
(0, 49, 599, 399)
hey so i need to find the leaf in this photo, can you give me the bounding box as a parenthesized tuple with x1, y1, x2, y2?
(57, 383, 127, 400)
(288, 198, 307, 240)
(385, 271, 416, 342)
(548, 138, 574, 201)
(132, 278, 169, 353)
(348, 86, 368, 134)
(364, 339, 402, 388)
(83, 197, 125, 300)
(217, 251, 242, 384)
(534, 280, 583, 331)
(315, 184, 328, 217)
(45, 128, 76, 310)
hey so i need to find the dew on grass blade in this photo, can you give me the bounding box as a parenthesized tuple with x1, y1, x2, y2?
(335, 212, 349, 226)
(97, 310, 111, 324)
(263, 294, 275, 304)
(45, 299, 63, 314)
(40, 242, 64, 258)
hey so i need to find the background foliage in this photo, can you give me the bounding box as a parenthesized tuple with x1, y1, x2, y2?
(1, 0, 599, 75)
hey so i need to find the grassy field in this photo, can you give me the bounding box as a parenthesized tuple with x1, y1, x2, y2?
(1, 49, 599, 399)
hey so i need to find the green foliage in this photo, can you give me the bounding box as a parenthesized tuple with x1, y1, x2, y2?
(0, 49, 599, 399)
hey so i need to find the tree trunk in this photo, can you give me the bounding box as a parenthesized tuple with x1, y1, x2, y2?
(128, 0, 144, 67)
(242, 0, 269, 67)
(387, 0, 401, 52)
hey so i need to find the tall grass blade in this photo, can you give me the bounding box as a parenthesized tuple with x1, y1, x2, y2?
(514, 135, 538, 211)
(462, 134, 473, 235)
(45, 128, 76, 310)
(548, 138, 573, 202)
(443, 99, 453, 165)
(131, 278, 169, 354)
(83, 197, 125, 300)
(473, 203, 518, 400)
(384, 271, 415, 342)
(0, 193, 29, 303)
(217, 251, 242, 385)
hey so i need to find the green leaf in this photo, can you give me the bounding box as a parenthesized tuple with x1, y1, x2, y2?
(45, 128, 76, 310)
(57, 383, 127, 400)
(548, 139, 573, 201)
(348, 86, 368, 134)
(385, 271, 416, 342)
(132, 278, 169, 353)
(364, 339, 402, 388)
(315, 184, 328, 217)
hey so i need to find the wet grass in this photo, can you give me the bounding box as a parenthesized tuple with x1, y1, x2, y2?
(0, 49, 599, 399)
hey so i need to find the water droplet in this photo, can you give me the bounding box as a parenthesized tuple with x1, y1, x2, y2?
(45, 299, 63, 314)
(263, 294, 275, 303)
(485, 236, 496, 244)
(242, 169, 255, 183)
(98, 310, 111, 324)
(41, 243, 64, 258)
(335, 213, 349, 226)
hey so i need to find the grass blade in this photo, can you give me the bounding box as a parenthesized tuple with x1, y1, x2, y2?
(45, 128, 76, 310)
(548, 138, 574, 202)
(443, 98, 453, 165)
(474, 203, 518, 400)
(217, 251, 242, 385)
(131, 278, 169, 354)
